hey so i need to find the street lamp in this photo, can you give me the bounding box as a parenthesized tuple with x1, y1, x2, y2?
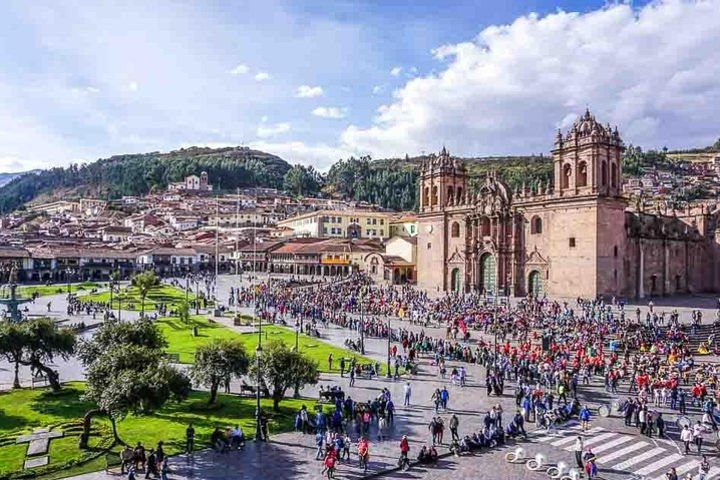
(386, 316, 392, 379)
(254, 305, 264, 442)
(359, 287, 365, 355)
(65, 267, 75, 298)
(293, 318, 301, 398)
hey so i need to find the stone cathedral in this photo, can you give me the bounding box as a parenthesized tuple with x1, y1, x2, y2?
(416, 110, 720, 299)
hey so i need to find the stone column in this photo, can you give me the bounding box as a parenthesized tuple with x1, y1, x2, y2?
(663, 240, 670, 295)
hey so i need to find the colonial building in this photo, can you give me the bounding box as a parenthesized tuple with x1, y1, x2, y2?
(416, 110, 720, 299)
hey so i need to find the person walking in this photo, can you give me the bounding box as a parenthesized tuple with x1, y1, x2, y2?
(404, 381, 412, 406)
(681, 425, 693, 455)
(573, 436, 584, 471)
(450, 413, 460, 441)
(693, 421, 706, 455)
(185, 424, 195, 454)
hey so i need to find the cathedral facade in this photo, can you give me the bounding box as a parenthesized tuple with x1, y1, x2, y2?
(416, 110, 720, 299)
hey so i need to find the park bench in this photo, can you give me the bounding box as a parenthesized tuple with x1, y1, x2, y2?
(31, 375, 47, 388)
(104, 452, 122, 473)
(166, 353, 180, 363)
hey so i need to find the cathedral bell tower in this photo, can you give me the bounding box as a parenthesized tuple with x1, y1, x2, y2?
(419, 147, 468, 212)
(552, 108, 625, 197)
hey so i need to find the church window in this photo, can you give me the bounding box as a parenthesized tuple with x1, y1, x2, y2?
(569, 237, 576, 248)
(451, 222, 460, 238)
(577, 161, 588, 187)
(562, 164, 572, 189)
(614, 245, 618, 257)
(601, 161, 608, 186)
(456, 187, 463, 203)
(447, 186, 454, 205)
(427, 242, 432, 249)
(423, 186, 429, 207)
(531, 216, 542, 234)
(431, 186, 439, 206)
(611, 163, 618, 188)
(480, 217, 491, 236)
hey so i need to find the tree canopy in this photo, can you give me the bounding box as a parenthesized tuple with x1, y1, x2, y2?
(249, 340, 319, 411)
(189, 339, 249, 404)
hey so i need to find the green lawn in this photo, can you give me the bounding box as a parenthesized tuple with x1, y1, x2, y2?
(0, 383, 319, 480)
(158, 315, 378, 372)
(13, 282, 102, 299)
(77, 284, 193, 311)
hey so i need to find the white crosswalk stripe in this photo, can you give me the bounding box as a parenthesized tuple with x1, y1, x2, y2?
(611, 447, 665, 471)
(588, 435, 633, 454)
(562, 432, 617, 451)
(532, 424, 583, 442)
(596, 441, 649, 464)
(706, 466, 720, 480)
(549, 427, 603, 446)
(633, 453, 684, 476)
(652, 461, 700, 480)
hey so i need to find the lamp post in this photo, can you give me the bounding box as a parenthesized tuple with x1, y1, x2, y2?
(65, 267, 74, 298)
(195, 276, 200, 315)
(254, 304, 264, 442)
(293, 318, 301, 398)
(359, 287, 365, 355)
(117, 282, 122, 322)
(386, 316, 392, 379)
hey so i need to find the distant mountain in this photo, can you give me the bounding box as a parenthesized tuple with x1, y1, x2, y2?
(0, 147, 291, 212)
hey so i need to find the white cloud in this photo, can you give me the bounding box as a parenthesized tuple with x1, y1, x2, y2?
(390, 66, 402, 77)
(249, 140, 354, 171)
(128, 81, 139, 91)
(254, 71, 271, 81)
(229, 64, 249, 76)
(343, 0, 720, 158)
(372, 85, 383, 95)
(312, 106, 347, 119)
(256, 121, 291, 138)
(295, 85, 324, 98)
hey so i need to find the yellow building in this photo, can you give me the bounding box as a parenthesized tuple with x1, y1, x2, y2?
(277, 210, 393, 240)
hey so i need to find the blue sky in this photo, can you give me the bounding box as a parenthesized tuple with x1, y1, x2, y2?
(0, 0, 717, 172)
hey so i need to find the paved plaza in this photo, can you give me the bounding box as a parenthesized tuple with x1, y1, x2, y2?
(2, 275, 720, 480)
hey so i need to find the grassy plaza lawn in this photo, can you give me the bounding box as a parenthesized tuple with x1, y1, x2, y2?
(158, 315, 379, 373)
(0, 382, 320, 479)
(13, 282, 103, 299)
(77, 283, 193, 311)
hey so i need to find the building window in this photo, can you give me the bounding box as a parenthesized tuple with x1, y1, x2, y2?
(380, 229, 384, 236)
(530, 216, 542, 234)
(427, 242, 431, 249)
(562, 164, 572, 189)
(410, 225, 415, 234)
(614, 245, 618, 257)
(577, 161, 588, 187)
(451, 221, 460, 238)
(380, 219, 384, 225)
(569, 237, 576, 248)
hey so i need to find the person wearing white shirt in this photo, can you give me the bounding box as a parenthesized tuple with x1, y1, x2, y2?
(681, 425, 694, 455)
(693, 421, 706, 454)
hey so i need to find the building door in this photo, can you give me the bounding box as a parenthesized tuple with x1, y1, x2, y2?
(528, 270, 543, 297)
(479, 254, 496, 294)
(450, 268, 461, 293)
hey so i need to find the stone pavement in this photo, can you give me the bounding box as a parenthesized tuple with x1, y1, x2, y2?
(5, 274, 720, 479)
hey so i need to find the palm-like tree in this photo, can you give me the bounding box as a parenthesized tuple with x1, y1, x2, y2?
(132, 270, 158, 316)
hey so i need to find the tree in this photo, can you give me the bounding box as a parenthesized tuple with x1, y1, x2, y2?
(77, 319, 188, 447)
(283, 164, 323, 197)
(21, 318, 75, 392)
(189, 339, 249, 404)
(178, 300, 191, 325)
(249, 340, 319, 411)
(714, 138, 720, 151)
(0, 322, 27, 389)
(131, 270, 158, 316)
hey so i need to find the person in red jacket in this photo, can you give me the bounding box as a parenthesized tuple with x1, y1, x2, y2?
(399, 435, 410, 469)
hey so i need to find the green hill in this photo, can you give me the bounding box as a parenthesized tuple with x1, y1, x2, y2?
(0, 147, 291, 212)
